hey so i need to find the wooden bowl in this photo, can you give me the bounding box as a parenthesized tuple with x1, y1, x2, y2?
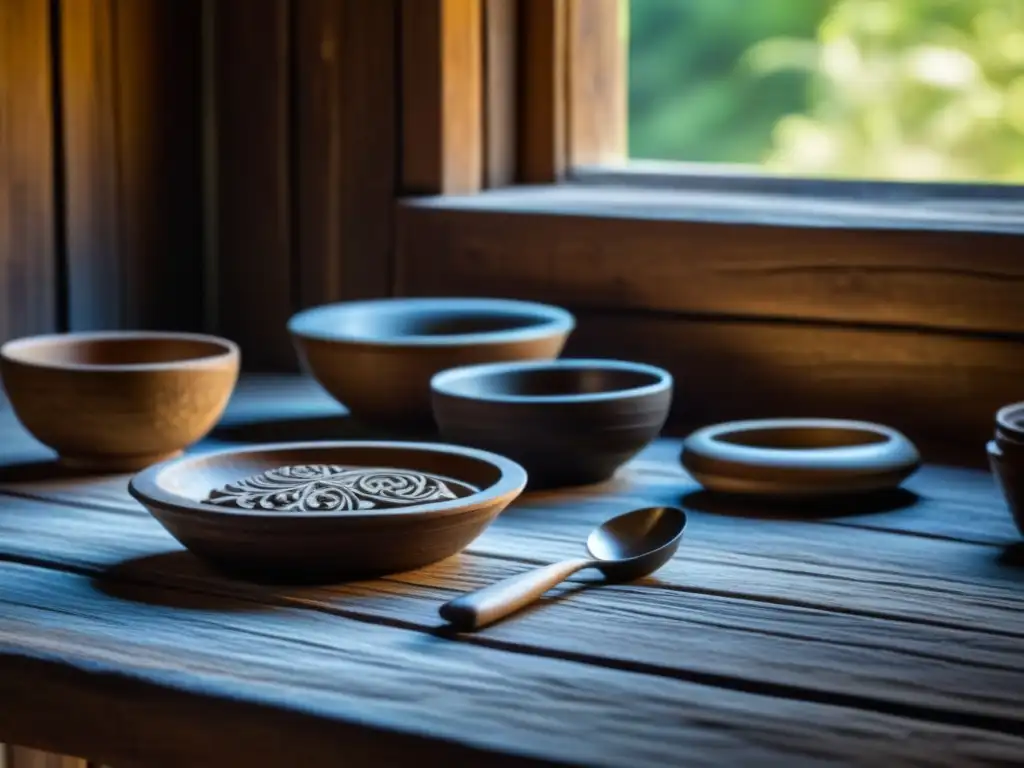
(431, 359, 673, 489)
(288, 298, 574, 426)
(988, 440, 1024, 536)
(681, 418, 921, 498)
(1, 331, 239, 471)
(128, 441, 527, 581)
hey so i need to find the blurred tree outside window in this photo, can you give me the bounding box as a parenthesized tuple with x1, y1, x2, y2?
(628, 0, 1024, 183)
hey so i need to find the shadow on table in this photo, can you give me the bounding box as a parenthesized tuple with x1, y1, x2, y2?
(210, 415, 440, 445)
(679, 487, 921, 521)
(997, 542, 1024, 569)
(93, 550, 311, 612)
(0, 458, 105, 483)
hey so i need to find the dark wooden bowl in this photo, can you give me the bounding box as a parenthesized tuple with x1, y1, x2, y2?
(681, 419, 921, 497)
(288, 298, 575, 426)
(128, 441, 527, 582)
(1, 331, 239, 471)
(431, 359, 673, 489)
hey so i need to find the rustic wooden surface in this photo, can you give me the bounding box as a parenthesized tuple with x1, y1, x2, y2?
(0, 375, 1022, 766)
(518, 0, 567, 183)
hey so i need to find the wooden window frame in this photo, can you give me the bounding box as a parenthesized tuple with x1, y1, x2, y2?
(394, 0, 1024, 458)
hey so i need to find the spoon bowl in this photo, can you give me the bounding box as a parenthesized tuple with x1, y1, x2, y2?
(587, 506, 686, 582)
(440, 506, 686, 630)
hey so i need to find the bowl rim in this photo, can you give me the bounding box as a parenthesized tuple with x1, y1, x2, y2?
(430, 358, 673, 405)
(287, 297, 575, 347)
(996, 402, 1024, 442)
(681, 418, 921, 474)
(129, 440, 528, 521)
(0, 330, 239, 373)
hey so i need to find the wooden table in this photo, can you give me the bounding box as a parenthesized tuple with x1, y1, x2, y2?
(1, 375, 1023, 767)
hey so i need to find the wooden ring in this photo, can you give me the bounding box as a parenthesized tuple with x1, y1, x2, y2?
(681, 418, 921, 497)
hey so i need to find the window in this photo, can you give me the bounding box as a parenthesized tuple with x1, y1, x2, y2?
(628, 0, 1024, 184)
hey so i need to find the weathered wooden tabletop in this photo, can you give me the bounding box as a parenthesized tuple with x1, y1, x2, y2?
(1, 375, 1023, 767)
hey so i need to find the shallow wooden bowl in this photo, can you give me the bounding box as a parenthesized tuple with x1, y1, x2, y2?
(288, 298, 575, 426)
(128, 441, 527, 581)
(681, 418, 921, 498)
(1, 331, 239, 471)
(431, 359, 673, 489)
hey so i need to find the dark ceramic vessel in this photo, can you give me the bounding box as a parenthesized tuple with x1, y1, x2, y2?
(990, 402, 1024, 535)
(431, 359, 673, 489)
(288, 298, 575, 427)
(129, 441, 527, 582)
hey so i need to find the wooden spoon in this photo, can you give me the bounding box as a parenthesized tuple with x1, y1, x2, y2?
(439, 506, 687, 631)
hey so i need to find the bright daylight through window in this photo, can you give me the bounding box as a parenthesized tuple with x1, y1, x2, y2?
(628, 0, 1024, 183)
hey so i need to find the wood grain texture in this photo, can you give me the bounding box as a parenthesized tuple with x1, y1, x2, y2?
(60, 0, 203, 332)
(59, 0, 120, 330)
(115, 0, 204, 331)
(397, 190, 1024, 337)
(295, 0, 397, 306)
(483, 0, 518, 187)
(401, 0, 483, 195)
(213, 0, 293, 368)
(566, 0, 625, 167)
(518, 0, 566, 183)
(0, 0, 56, 342)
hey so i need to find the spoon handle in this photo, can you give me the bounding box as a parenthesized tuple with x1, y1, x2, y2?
(439, 558, 594, 631)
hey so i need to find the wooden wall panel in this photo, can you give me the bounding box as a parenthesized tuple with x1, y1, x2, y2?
(568, 310, 1022, 464)
(483, 0, 518, 187)
(295, 0, 397, 307)
(212, 0, 293, 369)
(518, 0, 566, 183)
(60, 0, 203, 332)
(401, 0, 483, 195)
(3, 746, 85, 768)
(0, 0, 57, 342)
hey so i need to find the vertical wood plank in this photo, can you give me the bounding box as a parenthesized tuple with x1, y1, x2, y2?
(4, 746, 84, 768)
(518, 0, 566, 183)
(567, 0, 625, 167)
(59, 0, 120, 330)
(294, 0, 397, 306)
(0, 0, 57, 342)
(401, 0, 483, 195)
(213, 0, 293, 369)
(483, 0, 518, 187)
(115, 0, 204, 330)
(60, 0, 204, 332)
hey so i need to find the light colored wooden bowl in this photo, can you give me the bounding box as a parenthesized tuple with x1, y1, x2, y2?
(681, 418, 921, 497)
(288, 298, 575, 426)
(432, 359, 673, 488)
(128, 441, 527, 581)
(1, 331, 239, 471)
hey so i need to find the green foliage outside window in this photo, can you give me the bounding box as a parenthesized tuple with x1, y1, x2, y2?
(628, 0, 1024, 183)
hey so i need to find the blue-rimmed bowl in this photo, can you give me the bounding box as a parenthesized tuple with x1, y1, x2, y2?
(431, 359, 673, 489)
(288, 298, 575, 426)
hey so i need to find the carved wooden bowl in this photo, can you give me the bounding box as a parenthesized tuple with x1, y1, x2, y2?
(431, 359, 673, 489)
(681, 418, 921, 497)
(1, 331, 239, 471)
(288, 298, 575, 426)
(129, 441, 527, 581)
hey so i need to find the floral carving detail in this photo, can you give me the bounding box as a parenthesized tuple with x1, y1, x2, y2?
(204, 465, 477, 512)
